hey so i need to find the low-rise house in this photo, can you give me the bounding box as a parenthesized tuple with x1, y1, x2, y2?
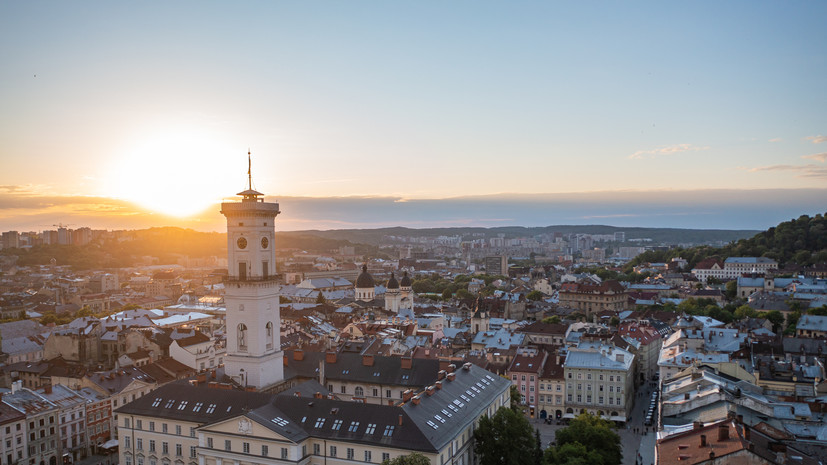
(507, 348, 547, 413)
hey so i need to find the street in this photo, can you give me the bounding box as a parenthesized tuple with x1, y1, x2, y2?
(531, 381, 657, 465)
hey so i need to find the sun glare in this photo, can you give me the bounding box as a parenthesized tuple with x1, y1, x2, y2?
(105, 131, 242, 217)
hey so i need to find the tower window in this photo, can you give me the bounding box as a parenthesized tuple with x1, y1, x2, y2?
(238, 324, 248, 351)
(266, 322, 274, 350)
(238, 262, 247, 280)
(262, 261, 269, 279)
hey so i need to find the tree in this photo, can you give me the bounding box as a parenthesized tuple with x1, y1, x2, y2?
(547, 413, 622, 465)
(381, 452, 430, 465)
(473, 407, 536, 465)
(761, 310, 785, 332)
(734, 304, 757, 320)
(526, 290, 545, 301)
(542, 316, 561, 324)
(725, 280, 738, 300)
(456, 289, 473, 300)
(509, 385, 522, 411)
(315, 292, 326, 304)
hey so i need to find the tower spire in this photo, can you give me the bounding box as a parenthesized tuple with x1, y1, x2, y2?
(248, 148, 252, 191)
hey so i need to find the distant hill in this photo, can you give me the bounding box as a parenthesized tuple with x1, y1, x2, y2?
(287, 225, 760, 246)
(627, 213, 827, 270)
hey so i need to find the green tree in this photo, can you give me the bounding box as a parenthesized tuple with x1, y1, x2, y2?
(381, 452, 430, 465)
(315, 292, 326, 304)
(548, 413, 622, 465)
(509, 385, 522, 412)
(761, 310, 785, 332)
(456, 289, 473, 300)
(725, 280, 738, 300)
(473, 407, 536, 465)
(526, 290, 545, 301)
(734, 304, 757, 320)
(542, 316, 561, 324)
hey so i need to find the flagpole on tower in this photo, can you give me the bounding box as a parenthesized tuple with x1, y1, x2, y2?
(247, 149, 252, 191)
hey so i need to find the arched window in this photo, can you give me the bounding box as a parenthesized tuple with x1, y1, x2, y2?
(266, 322, 274, 350)
(354, 386, 364, 397)
(238, 323, 248, 351)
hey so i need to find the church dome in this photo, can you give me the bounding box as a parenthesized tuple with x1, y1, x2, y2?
(400, 271, 412, 287)
(386, 272, 400, 290)
(355, 265, 375, 288)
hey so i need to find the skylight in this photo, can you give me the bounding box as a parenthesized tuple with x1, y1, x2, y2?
(271, 417, 289, 427)
(177, 401, 188, 410)
(365, 423, 376, 434)
(427, 420, 438, 430)
(461, 394, 471, 402)
(151, 398, 162, 407)
(314, 418, 325, 428)
(193, 402, 203, 412)
(205, 404, 216, 414)
(434, 414, 446, 424)
(441, 409, 452, 418)
(453, 399, 465, 408)
(447, 403, 459, 412)
(332, 419, 343, 431)
(164, 399, 175, 408)
(383, 425, 395, 436)
(348, 421, 360, 432)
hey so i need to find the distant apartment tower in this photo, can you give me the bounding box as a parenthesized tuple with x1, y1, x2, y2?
(57, 227, 71, 245)
(1, 231, 19, 249)
(614, 231, 625, 242)
(484, 255, 508, 275)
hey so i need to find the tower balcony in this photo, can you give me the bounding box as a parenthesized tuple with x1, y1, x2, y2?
(224, 274, 281, 286)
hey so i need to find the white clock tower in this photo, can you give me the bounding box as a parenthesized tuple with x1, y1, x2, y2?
(221, 151, 283, 389)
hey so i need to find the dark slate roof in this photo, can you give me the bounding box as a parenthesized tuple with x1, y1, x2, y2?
(401, 363, 511, 451)
(285, 350, 441, 387)
(115, 381, 272, 424)
(355, 265, 375, 289)
(268, 396, 434, 452)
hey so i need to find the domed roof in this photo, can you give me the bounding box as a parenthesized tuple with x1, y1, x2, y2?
(400, 271, 412, 287)
(355, 265, 375, 289)
(386, 272, 400, 289)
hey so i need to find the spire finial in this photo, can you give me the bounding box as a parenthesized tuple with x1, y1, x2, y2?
(247, 149, 252, 191)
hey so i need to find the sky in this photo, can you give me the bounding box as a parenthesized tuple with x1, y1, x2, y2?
(0, 2, 825, 232)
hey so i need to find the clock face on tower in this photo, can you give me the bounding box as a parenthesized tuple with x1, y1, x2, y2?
(261, 237, 269, 249)
(237, 237, 247, 249)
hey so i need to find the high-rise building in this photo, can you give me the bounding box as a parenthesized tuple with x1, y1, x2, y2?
(483, 255, 508, 275)
(220, 153, 284, 390)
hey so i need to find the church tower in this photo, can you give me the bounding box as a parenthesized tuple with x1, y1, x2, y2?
(221, 151, 283, 389)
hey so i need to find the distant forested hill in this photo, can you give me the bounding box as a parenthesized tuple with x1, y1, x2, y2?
(627, 213, 827, 270)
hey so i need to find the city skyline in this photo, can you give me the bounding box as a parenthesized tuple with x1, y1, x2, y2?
(1, 2, 825, 231)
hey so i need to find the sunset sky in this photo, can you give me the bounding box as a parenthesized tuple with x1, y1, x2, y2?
(1, 2, 825, 232)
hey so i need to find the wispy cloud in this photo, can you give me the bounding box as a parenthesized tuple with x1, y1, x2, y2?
(628, 143, 710, 160)
(768, 138, 782, 143)
(748, 164, 827, 179)
(806, 135, 827, 144)
(802, 152, 827, 163)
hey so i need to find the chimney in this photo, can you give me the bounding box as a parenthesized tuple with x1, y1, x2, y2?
(362, 354, 375, 367)
(447, 363, 457, 373)
(463, 362, 472, 371)
(403, 390, 414, 402)
(294, 391, 301, 398)
(314, 392, 323, 399)
(744, 425, 751, 441)
(447, 372, 456, 382)
(438, 370, 447, 381)
(435, 381, 443, 390)
(294, 349, 304, 361)
(700, 435, 707, 447)
(401, 356, 413, 370)
(398, 414, 403, 426)
(411, 395, 421, 405)
(684, 393, 690, 400)
(426, 386, 435, 396)
(44, 385, 52, 394)
(717, 424, 729, 442)
(326, 351, 337, 364)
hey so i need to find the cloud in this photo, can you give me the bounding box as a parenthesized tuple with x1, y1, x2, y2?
(806, 135, 827, 144)
(629, 143, 710, 160)
(748, 163, 827, 179)
(802, 152, 827, 163)
(768, 138, 782, 143)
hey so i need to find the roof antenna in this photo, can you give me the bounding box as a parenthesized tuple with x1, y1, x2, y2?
(247, 148, 252, 191)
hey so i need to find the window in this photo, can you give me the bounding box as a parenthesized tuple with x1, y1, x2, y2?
(587, 373, 592, 380)
(347, 448, 355, 460)
(124, 418, 131, 428)
(599, 396, 604, 404)
(242, 442, 249, 454)
(521, 375, 526, 381)
(332, 419, 343, 431)
(383, 425, 395, 436)
(124, 437, 131, 449)
(237, 324, 248, 351)
(587, 395, 592, 403)
(365, 451, 372, 462)
(348, 421, 360, 432)
(281, 448, 288, 459)
(207, 438, 213, 449)
(162, 442, 169, 454)
(314, 418, 325, 428)
(190, 427, 196, 438)
(149, 440, 156, 452)
(568, 394, 573, 402)
(383, 453, 390, 462)
(162, 423, 168, 433)
(149, 422, 155, 432)
(530, 375, 535, 382)
(175, 425, 181, 435)
(373, 388, 378, 397)
(512, 374, 517, 380)
(577, 384, 581, 390)
(313, 444, 320, 455)
(224, 440, 231, 451)
(175, 444, 182, 457)
(577, 395, 582, 402)
(587, 384, 591, 391)
(341, 385, 346, 394)
(265, 322, 274, 350)
(365, 423, 376, 434)
(261, 445, 268, 457)
(190, 446, 196, 458)
(556, 384, 561, 391)
(136, 420, 142, 430)
(386, 389, 391, 398)
(329, 446, 337, 457)
(577, 373, 582, 379)
(599, 374, 604, 381)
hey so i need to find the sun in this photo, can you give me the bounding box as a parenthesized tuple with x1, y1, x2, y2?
(105, 130, 242, 217)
